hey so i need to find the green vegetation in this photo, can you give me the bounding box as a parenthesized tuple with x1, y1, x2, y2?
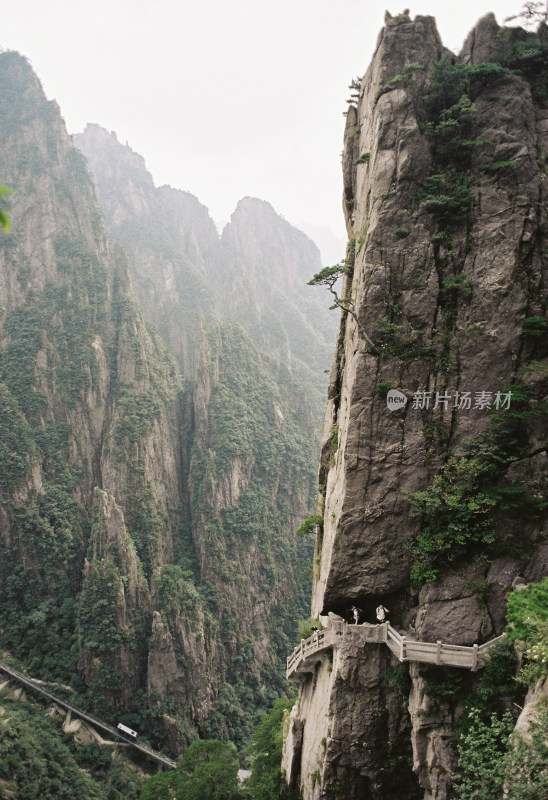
(467, 641, 518, 717)
(506, 578, 548, 685)
(453, 683, 548, 799)
(246, 697, 300, 800)
(414, 54, 517, 252)
(479, 160, 517, 173)
(419, 172, 474, 229)
(0, 382, 34, 492)
(78, 560, 129, 656)
(417, 61, 478, 239)
(0, 152, 178, 728)
(440, 274, 473, 295)
(522, 315, 548, 357)
(373, 380, 393, 396)
(407, 384, 547, 586)
(394, 227, 410, 238)
(387, 62, 424, 90)
(421, 92, 478, 167)
(490, 21, 548, 106)
(141, 699, 303, 800)
(407, 52, 548, 578)
(0, 185, 11, 231)
(296, 618, 324, 640)
(295, 514, 323, 536)
(152, 564, 200, 620)
(424, 669, 465, 700)
(0, 47, 322, 773)
(141, 740, 240, 800)
(453, 709, 514, 800)
(308, 263, 379, 354)
(0, 479, 84, 681)
(449, 631, 546, 798)
(382, 663, 410, 692)
(0, 695, 143, 800)
(354, 152, 370, 164)
(444, 623, 548, 799)
(124, 460, 165, 578)
(418, 639, 520, 798)
(504, 704, 548, 799)
(375, 316, 435, 362)
(176, 740, 241, 800)
(188, 324, 315, 747)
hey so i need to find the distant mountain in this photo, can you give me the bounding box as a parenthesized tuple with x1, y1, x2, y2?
(0, 53, 331, 759)
(74, 125, 337, 414)
(295, 220, 347, 266)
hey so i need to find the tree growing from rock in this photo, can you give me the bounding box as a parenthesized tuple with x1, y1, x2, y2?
(505, 1, 548, 26)
(308, 262, 379, 354)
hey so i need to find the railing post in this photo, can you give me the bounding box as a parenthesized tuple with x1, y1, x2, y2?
(472, 643, 478, 671)
(401, 635, 406, 662)
(436, 640, 442, 665)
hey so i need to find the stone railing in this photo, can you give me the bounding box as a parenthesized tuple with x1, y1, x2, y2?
(285, 629, 337, 677)
(286, 622, 507, 680)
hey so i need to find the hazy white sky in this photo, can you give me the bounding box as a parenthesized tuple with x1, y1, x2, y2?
(2, 1, 523, 236)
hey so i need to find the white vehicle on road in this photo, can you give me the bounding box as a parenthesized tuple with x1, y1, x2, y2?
(117, 722, 138, 741)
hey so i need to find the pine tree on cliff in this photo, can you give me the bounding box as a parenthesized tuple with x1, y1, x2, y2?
(308, 262, 379, 355)
(506, 1, 548, 26)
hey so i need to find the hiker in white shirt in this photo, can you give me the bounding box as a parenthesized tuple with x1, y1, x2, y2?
(376, 604, 389, 623)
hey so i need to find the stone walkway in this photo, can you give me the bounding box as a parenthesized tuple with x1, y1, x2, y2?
(286, 619, 506, 680)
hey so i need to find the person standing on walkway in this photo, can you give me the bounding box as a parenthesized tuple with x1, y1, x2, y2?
(376, 603, 389, 623)
(352, 606, 359, 625)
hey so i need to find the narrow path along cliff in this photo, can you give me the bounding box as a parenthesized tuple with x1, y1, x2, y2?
(282, 9, 548, 800)
(286, 619, 507, 680)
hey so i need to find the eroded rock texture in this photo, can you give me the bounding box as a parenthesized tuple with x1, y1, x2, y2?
(285, 11, 548, 800)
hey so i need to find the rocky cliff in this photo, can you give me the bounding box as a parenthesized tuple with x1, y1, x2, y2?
(283, 11, 548, 800)
(220, 197, 336, 409)
(74, 125, 336, 415)
(73, 123, 223, 376)
(0, 49, 185, 723)
(0, 51, 324, 756)
(73, 120, 337, 750)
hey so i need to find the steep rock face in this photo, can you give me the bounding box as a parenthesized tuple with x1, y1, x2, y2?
(0, 53, 327, 754)
(74, 127, 337, 414)
(73, 123, 223, 375)
(221, 198, 336, 405)
(0, 52, 183, 723)
(283, 625, 418, 800)
(286, 12, 548, 800)
(79, 489, 151, 713)
(180, 321, 316, 742)
(74, 123, 336, 746)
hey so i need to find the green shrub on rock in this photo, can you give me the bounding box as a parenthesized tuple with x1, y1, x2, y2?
(506, 577, 548, 686)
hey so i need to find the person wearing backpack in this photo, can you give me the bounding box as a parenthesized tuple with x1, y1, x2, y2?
(376, 603, 389, 623)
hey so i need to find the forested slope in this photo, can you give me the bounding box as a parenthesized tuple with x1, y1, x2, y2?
(0, 50, 330, 765)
